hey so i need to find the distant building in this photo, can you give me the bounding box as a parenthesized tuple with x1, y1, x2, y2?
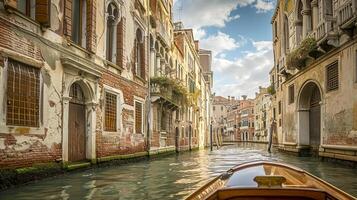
(254, 87, 272, 143)
(238, 96, 255, 142)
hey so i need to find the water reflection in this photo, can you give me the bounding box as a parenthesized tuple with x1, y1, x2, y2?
(1, 143, 357, 199)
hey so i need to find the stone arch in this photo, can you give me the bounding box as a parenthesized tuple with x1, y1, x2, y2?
(65, 78, 95, 103)
(297, 80, 323, 152)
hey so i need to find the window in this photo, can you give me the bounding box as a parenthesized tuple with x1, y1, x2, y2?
(213, 106, 215, 111)
(104, 92, 117, 132)
(221, 106, 223, 111)
(288, 84, 294, 104)
(6, 59, 40, 127)
(17, 0, 35, 19)
(279, 119, 282, 127)
(135, 29, 145, 79)
(278, 101, 282, 114)
(326, 61, 339, 91)
(106, 2, 119, 62)
(135, 101, 143, 134)
(72, 0, 86, 47)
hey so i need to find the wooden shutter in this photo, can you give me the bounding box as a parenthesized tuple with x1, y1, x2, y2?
(3, 0, 17, 9)
(135, 101, 143, 134)
(86, 0, 96, 53)
(326, 61, 339, 91)
(133, 39, 137, 75)
(116, 18, 125, 68)
(36, 0, 51, 27)
(140, 39, 146, 79)
(64, 0, 72, 37)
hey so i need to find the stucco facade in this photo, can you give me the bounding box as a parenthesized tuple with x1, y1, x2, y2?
(271, 0, 357, 161)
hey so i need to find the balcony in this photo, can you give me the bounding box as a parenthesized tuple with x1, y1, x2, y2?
(151, 83, 180, 108)
(150, 77, 188, 109)
(338, 0, 357, 29)
(156, 20, 172, 47)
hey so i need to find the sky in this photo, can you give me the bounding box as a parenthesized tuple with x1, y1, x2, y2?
(173, 0, 276, 99)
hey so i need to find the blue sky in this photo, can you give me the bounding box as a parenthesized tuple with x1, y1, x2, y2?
(173, 0, 276, 99)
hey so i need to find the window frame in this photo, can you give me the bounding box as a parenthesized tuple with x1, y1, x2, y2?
(71, 0, 87, 47)
(104, 91, 118, 132)
(103, 85, 123, 134)
(4, 58, 42, 128)
(134, 99, 144, 134)
(105, 1, 121, 63)
(288, 84, 295, 104)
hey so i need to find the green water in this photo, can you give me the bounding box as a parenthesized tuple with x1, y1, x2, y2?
(1, 143, 356, 199)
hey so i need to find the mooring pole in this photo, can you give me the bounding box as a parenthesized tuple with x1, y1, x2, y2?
(210, 123, 213, 151)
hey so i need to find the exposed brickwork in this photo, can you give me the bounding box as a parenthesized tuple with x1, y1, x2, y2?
(96, 70, 148, 158)
(0, 134, 61, 169)
(116, 17, 125, 68)
(86, 0, 96, 53)
(0, 18, 42, 61)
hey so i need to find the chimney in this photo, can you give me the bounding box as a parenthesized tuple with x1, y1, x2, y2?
(228, 96, 230, 101)
(242, 95, 247, 100)
(194, 40, 199, 51)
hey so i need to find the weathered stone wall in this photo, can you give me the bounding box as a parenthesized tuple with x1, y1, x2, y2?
(283, 40, 357, 147)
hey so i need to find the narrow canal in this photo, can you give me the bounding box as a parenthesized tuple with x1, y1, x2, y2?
(1, 143, 357, 199)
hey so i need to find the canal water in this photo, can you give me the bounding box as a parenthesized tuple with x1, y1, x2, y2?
(1, 143, 357, 200)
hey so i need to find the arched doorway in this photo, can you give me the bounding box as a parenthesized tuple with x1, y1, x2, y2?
(298, 81, 322, 152)
(68, 82, 86, 161)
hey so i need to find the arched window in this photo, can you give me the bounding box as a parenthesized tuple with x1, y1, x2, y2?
(284, 14, 290, 53)
(135, 28, 145, 78)
(106, 2, 120, 63)
(296, 0, 303, 43)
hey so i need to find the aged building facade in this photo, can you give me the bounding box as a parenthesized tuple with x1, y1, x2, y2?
(253, 87, 272, 143)
(0, 0, 212, 170)
(271, 0, 357, 161)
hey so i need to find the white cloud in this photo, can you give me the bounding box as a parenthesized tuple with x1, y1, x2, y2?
(255, 0, 275, 13)
(212, 41, 273, 98)
(174, 0, 254, 30)
(200, 32, 246, 56)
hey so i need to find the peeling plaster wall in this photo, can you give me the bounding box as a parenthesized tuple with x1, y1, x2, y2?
(0, 0, 150, 168)
(282, 42, 357, 148)
(0, 1, 65, 168)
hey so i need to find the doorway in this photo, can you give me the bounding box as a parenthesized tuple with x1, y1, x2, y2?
(68, 82, 86, 162)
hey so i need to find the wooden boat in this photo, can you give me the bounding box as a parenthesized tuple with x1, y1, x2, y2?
(186, 161, 356, 200)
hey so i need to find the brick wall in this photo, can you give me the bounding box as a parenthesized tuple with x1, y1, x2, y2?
(0, 18, 42, 61)
(0, 133, 61, 169)
(96, 70, 148, 158)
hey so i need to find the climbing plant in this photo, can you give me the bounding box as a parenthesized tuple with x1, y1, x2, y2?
(286, 37, 317, 70)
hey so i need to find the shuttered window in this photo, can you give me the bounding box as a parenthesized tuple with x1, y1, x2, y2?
(6, 59, 40, 127)
(135, 101, 143, 134)
(104, 92, 117, 132)
(288, 84, 294, 104)
(326, 61, 339, 92)
(7, 0, 50, 26)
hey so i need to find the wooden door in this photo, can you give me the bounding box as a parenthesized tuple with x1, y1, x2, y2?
(309, 86, 321, 149)
(68, 83, 86, 162)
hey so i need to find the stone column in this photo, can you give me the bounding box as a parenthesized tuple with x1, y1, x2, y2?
(86, 102, 98, 162)
(311, 0, 319, 30)
(150, 48, 156, 77)
(302, 9, 312, 38)
(62, 96, 71, 162)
